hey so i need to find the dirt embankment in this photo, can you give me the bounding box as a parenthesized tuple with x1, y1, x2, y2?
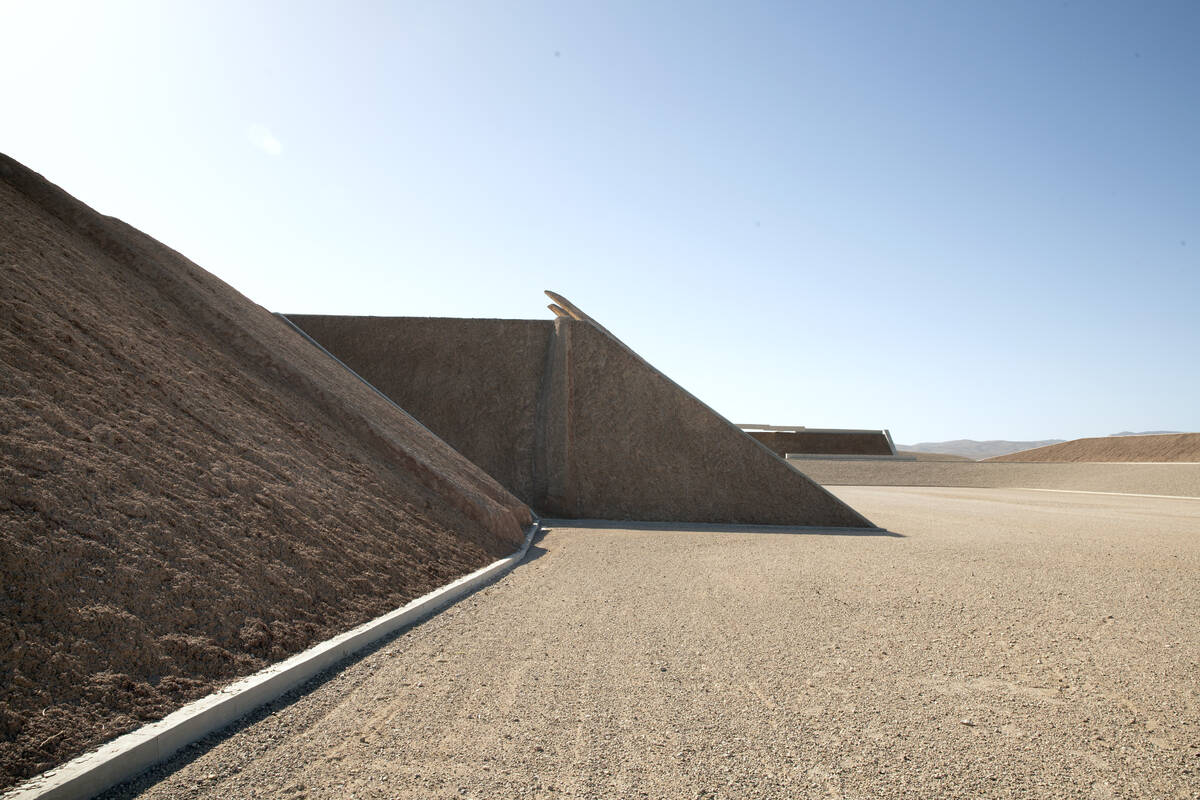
(0, 153, 530, 789)
(986, 433, 1200, 463)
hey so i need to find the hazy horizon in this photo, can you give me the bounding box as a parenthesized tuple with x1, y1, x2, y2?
(3, 1, 1197, 443)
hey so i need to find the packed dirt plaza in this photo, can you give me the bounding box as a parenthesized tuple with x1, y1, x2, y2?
(2, 155, 1198, 799)
(100, 488, 1200, 800)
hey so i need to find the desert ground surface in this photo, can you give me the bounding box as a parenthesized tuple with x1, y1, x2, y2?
(103, 487, 1199, 799)
(790, 459, 1200, 498)
(987, 433, 1200, 463)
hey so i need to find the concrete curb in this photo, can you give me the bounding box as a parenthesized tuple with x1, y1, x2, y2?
(4, 522, 540, 800)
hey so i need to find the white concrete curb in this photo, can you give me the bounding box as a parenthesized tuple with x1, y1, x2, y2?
(4, 522, 540, 800)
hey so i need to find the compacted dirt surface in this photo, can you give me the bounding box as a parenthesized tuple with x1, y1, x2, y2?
(0, 154, 530, 789)
(987, 433, 1200, 463)
(106, 488, 1199, 799)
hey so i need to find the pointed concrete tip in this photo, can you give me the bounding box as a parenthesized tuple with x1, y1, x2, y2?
(543, 290, 589, 322)
(547, 303, 571, 319)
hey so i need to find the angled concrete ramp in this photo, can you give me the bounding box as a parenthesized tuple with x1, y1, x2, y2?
(288, 295, 873, 528)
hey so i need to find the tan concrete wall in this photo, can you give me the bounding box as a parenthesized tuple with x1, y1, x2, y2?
(789, 458, 1200, 497)
(288, 315, 873, 527)
(285, 316, 554, 507)
(748, 430, 893, 457)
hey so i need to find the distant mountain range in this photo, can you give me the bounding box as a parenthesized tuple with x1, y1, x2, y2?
(900, 432, 1184, 460)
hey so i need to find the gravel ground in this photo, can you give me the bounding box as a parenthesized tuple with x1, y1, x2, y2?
(106, 488, 1200, 799)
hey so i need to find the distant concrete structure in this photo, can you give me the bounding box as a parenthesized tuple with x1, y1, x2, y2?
(287, 294, 874, 528)
(738, 425, 914, 460)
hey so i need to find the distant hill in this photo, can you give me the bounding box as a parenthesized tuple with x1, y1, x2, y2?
(986, 432, 1200, 463)
(898, 439, 1065, 461)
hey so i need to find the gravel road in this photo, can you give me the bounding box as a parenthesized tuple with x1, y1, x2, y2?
(108, 488, 1200, 799)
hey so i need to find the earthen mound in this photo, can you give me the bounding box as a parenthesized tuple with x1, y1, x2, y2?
(984, 432, 1200, 463)
(0, 154, 530, 788)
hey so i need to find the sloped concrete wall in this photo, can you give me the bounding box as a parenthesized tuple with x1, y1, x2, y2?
(749, 430, 893, 457)
(288, 314, 873, 528)
(556, 320, 871, 526)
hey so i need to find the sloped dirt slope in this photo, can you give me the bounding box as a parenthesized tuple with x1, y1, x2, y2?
(0, 154, 530, 788)
(985, 433, 1200, 463)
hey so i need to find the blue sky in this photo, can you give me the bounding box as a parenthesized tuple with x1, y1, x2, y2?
(3, 1, 1197, 442)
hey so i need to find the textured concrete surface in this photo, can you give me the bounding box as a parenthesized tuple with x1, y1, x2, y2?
(107, 488, 1200, 799)
(288, 315, 870, 527)
(789, 459, 1200, 497)
(281, 316, 554, 508)
(557, 320, 868, 526)
(748, 430, 893, 457)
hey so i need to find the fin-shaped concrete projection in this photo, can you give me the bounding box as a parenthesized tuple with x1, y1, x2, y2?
(287, 294, 873, 528)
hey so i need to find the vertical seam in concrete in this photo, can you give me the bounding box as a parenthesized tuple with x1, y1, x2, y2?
(533, 318, 574, 515)
(561, 319, 576, 516)
(531, 323, 556, 508)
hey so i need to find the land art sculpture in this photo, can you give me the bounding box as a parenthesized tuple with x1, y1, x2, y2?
(289, 295, 874, 528)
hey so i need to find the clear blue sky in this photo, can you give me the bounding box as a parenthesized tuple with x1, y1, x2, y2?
(3, 1, 1197, 443)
